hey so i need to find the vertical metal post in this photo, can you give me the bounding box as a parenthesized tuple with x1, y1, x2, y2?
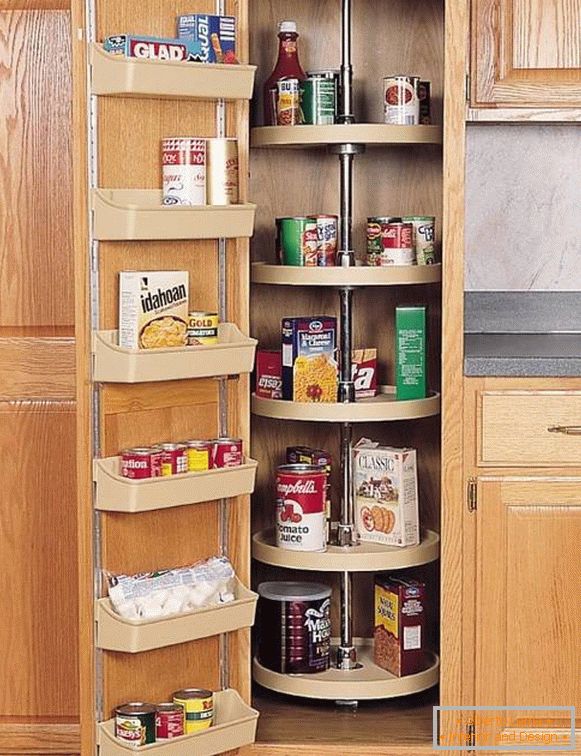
(338, 0, 354, 124)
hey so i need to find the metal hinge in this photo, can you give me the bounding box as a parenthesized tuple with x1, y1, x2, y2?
(465, 73, 471, 101)
(467, 478, 478, 513)
(467, 722, 476, 749)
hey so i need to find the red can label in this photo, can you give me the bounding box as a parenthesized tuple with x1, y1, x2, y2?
(162, 138, 206, 207)
(303, 224, 319, 267)
(310, 215, 338, 267)
(380, 222, 416, 265)
(121, 448, 162, 480)
(156, 707, 184, 740)
(276, 465, 326, 552)
(212, 438, 243, 468)
(160, 444, 188, 476)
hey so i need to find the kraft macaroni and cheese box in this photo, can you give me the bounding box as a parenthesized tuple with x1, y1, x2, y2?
(177, 14, 237, 63)
(103, 34, 201, 62)
(281, 317, 338, 403)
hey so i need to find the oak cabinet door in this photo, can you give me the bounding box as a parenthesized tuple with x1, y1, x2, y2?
(475, 478, 580, 732)
(472, 0, 581, 106)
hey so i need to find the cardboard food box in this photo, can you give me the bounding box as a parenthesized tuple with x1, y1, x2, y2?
(119, 271, 189, 350)
(281, 317, 338, 403)
(255, 350, 283, 399)
(103, 34, 201, 62)
(374, 576, 426, 677)
(395, 306, 427, 400)
(177, 14, 237, 64)
(352, 348, 378, 399)
(353, 439, 420, 547)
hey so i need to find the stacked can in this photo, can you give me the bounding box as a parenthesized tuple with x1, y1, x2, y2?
(276, 215, 338, 266)
(162, 137, 238, 206)
(367, 216, 415, 266)
(301, 70, 339, 125)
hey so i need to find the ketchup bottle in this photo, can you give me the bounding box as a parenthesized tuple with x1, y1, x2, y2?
(263, 21, 307, 126)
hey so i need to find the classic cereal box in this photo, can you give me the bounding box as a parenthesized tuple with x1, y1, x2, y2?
(353, 439, 419, 547)
(119, 271, 189, 350)
(374, 576, 426, 677)
(281, 317, 338, 402)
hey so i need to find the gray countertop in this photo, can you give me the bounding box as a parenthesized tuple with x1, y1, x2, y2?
(464, 292, 581, 377)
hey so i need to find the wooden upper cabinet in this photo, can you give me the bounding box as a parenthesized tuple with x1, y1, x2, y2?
(475, 478, 581, 730)
(472, 0, 581, 107)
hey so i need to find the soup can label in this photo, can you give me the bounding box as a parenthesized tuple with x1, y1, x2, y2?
(310, 214, 338, 266)
(276, 464, 327, 552)
(186, 440, 213, 472)
(121, 448, 162, 479)
(162, 138, 206, 206)
(156, 704, 185, 740)
(367, 217, 402, 266)
(212, 438, 243, 468)
(276, 217, 318, 266)
(380, 222, 416, 265)
(383, 76, 420, 125)
(160, 443, 188, 476)
(403, 216, 437, 265)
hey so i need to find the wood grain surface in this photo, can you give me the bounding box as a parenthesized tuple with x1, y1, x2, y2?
(0, 720, 79, 754)
(0, 336, 75, 398)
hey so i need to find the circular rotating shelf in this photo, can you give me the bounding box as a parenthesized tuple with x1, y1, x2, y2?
(251, 124, 442, 148)
(251, 262, 442, 287)
(253, 641, 440, 701)
(252, 529, 440, 572)
(252, 386, 441, 423)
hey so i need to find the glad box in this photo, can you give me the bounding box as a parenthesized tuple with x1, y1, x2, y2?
(281, 316, 338, 403)
(177, 14, 237, 64)
(353, 439, 420, 548)
(275, 466, 326, 552)
(103, 35, 201, 62)
(119, 271, 189, 350)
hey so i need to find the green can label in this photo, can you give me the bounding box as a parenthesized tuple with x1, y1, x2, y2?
(301, 78, 336, 125)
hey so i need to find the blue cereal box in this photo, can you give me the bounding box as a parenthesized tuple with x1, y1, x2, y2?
(103, 34, 200, 62)
(177, 14, 237, 64)
(281, 317, 338, 403)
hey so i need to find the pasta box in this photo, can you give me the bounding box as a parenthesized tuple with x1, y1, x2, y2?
(177, 14, 237, 64)
(255, 350, 283, 400)
(103, 35, 201, 62)
(374, 576, 426, 677)
(281, 317, 338, 403)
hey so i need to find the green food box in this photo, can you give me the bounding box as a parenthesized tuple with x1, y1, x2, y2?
(395, 306, 427, 401)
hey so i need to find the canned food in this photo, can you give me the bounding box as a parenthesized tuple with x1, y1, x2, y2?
(257, 582, 332, 674)
(309, 214, 338, 266)
(121, 447, 162, 479)
(367, 217, 402, 266)
(173, 689, 214, 734)
(419, 81, 431, 125)
(212, 437, 243, 468)
(155, 703, 185, 741)
(187, 312, 219, 346)
(276, 464, 327, 552)
(162, 138, 206, 206)
(185, 439, 213, 472)
(277, 79, 303, 126)
(383, 76, 420, 125)
(160, 443, 188, 476)
(207, 138, 239, 205)
(276, 217, 318, 266)
(402, 216, 437, 265)
(115, 703, 156, 747)
(380, 221, 415, 266)
(301, 71, 338, 125)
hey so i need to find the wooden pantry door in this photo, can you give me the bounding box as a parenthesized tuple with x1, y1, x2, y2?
(0, 3, 79, 754)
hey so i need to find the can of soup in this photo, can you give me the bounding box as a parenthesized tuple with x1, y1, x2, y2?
(160, 443, 188, 476)
(402, 216, 437, 265)
(419, 81, 431, 124)
(155, 703, 185, 741)
(212, 437, 243, 468)
(276, 464, 327, 552)
(301, 72, 337, 125)
(380, 221, 416, 265)
(115, 703, 156, 747)
(367, 216, 401, 266)
(383, 76, 420, 125)
(162, 137, 206, 206)
(207, 138, 239, 205)
(309, 214, 338, 266)
(276, 217, 318, 266)
(185, 440, 213, 472)
(121, 447, 162, 479)
(257, 582, 332, 674)
(173, 689, 214, 734)
(187, 312, 219, 345)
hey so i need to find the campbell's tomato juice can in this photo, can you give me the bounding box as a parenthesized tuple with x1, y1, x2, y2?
(162, 137, 206, 206)
(121, 448, 162, 479)
(276, 464, 327, 552)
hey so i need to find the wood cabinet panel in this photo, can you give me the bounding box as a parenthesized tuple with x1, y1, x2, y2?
(0, 401, 78, 717)
(475, 478, 581, 717)
(472, 0, 581, 107)
(0, 9, 73, 327)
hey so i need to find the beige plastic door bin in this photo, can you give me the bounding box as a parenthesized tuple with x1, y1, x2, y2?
(98, 689, 259, 755)
(94, 457, 258, 513)
(96, 579, 258, 653)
